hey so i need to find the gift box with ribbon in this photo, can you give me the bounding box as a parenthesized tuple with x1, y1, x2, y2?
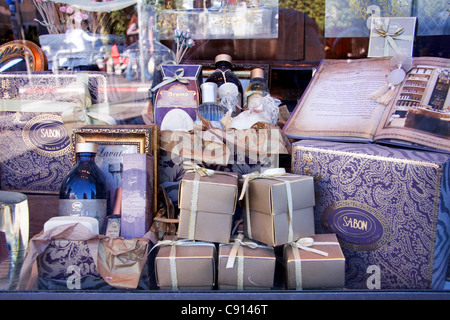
(153, 238, 216, 290)
(284, 233, 345, 290)
(151, 65, 202, 126)
(218, 234, 276, 290)
(177, 163, 239, 244)
(0, 72, 115, 193)
(239, 168, 315, 247)
(368, 17, 417, 57)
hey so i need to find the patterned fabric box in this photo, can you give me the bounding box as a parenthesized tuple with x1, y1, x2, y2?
(292, 140, 450, 289)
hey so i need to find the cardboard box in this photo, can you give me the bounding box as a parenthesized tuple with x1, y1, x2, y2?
(152, 65, 202, 126)
(218, 236, 276, 290)
(178, 171, 238, 243)
(292, 140, 450, 289)
(284, 233, 345, 290)
(121, 154, 155, 239)
(241, 172, 315, 246)
(154, 240, 216, 290)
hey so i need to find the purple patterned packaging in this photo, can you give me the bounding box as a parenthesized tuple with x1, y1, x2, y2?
(292, 140, 450, 290)
(121, 154, 154, 239)
(0, 72, 108, 193)
(152, 65, 202, 126)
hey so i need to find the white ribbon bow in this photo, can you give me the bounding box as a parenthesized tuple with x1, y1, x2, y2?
(151, 67, 197, 92)
(225, 233, 259, 290)
(372, 20, 413, 56)
(60, 73, 116, 126)
(289, 237, 340, 290)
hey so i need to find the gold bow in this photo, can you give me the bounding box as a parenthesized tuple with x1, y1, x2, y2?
(183, 161, 215, 177)
(372, 20, 413, 56)
(151, 67, 197, 92)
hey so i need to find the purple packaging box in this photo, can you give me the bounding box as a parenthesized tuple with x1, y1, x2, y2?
(121, 153, 154, 239)
(292, 140, 450, 290)
(152, 65, 202, 126)
(0, 72, 107, 193)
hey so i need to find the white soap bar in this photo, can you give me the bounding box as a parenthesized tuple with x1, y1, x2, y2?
(44, 216, 99, 234)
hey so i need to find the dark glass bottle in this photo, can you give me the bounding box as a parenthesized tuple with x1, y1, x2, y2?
(58, 143, 110, 233)
(205, 54, 243, 115)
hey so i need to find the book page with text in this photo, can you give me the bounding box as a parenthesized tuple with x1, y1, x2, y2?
(284, 58, 391, 141)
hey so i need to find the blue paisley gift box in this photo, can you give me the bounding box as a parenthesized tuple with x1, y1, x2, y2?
(292, 140, 450, 290)
(0, 72, 109, 193)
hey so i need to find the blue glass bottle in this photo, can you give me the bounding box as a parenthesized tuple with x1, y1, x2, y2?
(197, 82, 228, 129)
(58, 143, 110, 233)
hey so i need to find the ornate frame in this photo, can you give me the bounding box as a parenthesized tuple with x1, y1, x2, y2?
(0, 40, 48, 72)
(72, 124, 159, 215)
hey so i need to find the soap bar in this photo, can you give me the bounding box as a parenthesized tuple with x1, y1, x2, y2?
(44, 216, 99, 234)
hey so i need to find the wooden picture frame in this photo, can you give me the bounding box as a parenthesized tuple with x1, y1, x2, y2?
(72, 125, 159, 215)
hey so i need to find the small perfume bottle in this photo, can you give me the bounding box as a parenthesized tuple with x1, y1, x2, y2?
(244, 68, 269, 109)
(197, 82, 228, 129)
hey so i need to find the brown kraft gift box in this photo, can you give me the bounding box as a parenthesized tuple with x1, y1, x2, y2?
(240, 170, 315, 246)
(178, 168, 238, 243)
(154, 239, 216, 290)
(218, 234, 276, 290)
(284, 233, 345, 290)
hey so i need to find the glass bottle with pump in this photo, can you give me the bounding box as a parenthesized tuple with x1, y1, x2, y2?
(58, 142, 110, 233)
(205, 54, 243, 115)
(244, 68, 269, 109)
(197, 82, 227, 129)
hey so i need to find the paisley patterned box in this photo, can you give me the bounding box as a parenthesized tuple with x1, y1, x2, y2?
(0, 72, 107, 193)
(292, 140, 450, 290)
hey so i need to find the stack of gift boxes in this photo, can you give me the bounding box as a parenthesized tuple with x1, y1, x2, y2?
(152, 164, 346, 291)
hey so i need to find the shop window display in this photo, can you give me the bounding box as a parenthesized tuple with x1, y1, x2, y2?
(0, 0, 449, 300)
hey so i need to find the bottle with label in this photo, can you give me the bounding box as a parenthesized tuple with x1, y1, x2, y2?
(197, 82, 227, 129)
(205, 54, 243, 115)
(244, 68, 269, 109)
(58, 142, 110, 233)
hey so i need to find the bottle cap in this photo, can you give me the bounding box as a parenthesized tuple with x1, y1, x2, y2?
(75, 142, 98, 154)
(215, 54, 232, 65)
(201, 82, 218, 103)
(251, 68, 264, 79)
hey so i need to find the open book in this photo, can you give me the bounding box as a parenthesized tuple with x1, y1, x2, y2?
(283, 57, 450, 153)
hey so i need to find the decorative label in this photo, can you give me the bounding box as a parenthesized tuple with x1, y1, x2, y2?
(22, 114, 71, 157)
(321, 200, 391, 251)
(58, 199, 107, 231)
(156, 83, 198, 109)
